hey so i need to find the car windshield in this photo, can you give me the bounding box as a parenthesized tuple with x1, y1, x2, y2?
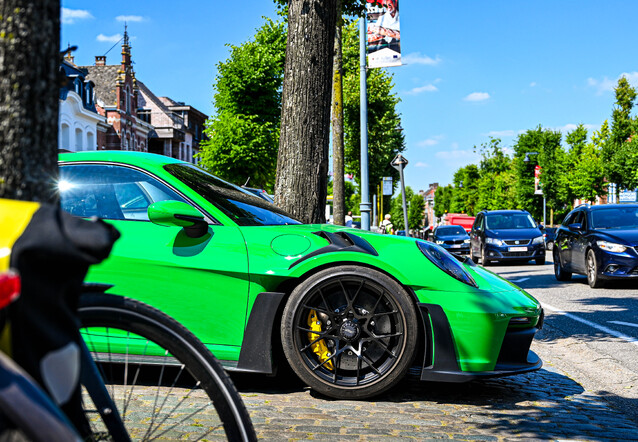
(436, 226, 466, 235)
(165, 164, 301, 226)
(485, 213, 536, 229)
(590, 207, 638, 230)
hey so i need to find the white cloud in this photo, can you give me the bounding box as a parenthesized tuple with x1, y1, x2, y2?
(485, 130, 516, 137)
(116, 15, 145, 22)
(62, 8, 93, 24)
(415, 162, 430, 168)
(529, 82, 537, 87)
(464, 92, 490, 102)
(417, 135, 444, 147)
(587, 72, 638, 95)
(406, 84, 438, 95)
(97, 33, 122, 43)
(402, 53, 442, 66)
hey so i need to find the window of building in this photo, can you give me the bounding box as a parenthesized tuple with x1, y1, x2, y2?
(75, 128, 83, 151)
(61, 124, 70, 150)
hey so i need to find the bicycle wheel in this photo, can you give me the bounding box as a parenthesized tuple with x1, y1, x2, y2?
(77, 293, 256, 441)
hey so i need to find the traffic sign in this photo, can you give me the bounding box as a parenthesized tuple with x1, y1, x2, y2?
(382, 177, 393, 195)
(391, 154, 408, 171)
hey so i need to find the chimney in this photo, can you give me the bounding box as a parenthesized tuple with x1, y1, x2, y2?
(95, 56, 106, 66)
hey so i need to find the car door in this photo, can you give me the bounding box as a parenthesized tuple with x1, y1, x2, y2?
(470, 213, 484, 256)
(59, 163, 249, 359)
(559, 211, 583, 272)
(570, 211, 589, 273)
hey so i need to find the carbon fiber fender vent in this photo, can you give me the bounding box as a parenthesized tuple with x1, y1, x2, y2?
(288, 231, 378, 269)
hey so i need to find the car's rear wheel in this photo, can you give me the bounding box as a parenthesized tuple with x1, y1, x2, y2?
(553, 248, 571, 281)
(587, 250, 604, 288)
(280, 266, 418, 400)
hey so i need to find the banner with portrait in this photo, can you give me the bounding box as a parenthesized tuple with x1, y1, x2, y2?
(366, 0, 401, 68)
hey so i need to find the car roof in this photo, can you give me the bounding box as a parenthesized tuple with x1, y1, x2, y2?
(584, 203, 638, 211)
(481, 209, 529, 215)
(58, 150, 182, 168)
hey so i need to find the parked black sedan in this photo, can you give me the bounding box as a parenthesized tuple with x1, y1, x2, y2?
(432, 225, 471, 255)
(553, 203, 638, 288)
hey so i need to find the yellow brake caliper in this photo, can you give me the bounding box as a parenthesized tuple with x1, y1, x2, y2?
(307, 310, 334, 371)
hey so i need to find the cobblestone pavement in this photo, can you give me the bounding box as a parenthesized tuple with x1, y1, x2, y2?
(232, 339, 638, 441)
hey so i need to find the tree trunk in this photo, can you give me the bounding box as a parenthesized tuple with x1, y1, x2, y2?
(331, 0, 344, 226)
(275, 0, 338, 224)
(0, 0, 60, 203)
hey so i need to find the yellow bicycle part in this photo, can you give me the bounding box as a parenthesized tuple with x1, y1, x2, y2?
(307, 309, 334, 371)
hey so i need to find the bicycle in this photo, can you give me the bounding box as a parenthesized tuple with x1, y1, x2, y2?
(0, 198, 256, 441)
(77, 288, 256, 441)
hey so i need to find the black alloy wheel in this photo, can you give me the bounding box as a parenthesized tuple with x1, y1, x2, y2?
(587, 249, 604, 288)
(281, 266, 418, 400)
(553, 248, 571, 281)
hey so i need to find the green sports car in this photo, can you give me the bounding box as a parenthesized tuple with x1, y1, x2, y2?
(58, 151, 543, 399)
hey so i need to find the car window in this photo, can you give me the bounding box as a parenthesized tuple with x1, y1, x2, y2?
(436, 226, 465, 235)
(59, 164, 187, 221)
(485, 213, 535, 229)
(562, 212, 575, 226)
(590, 207, 638, 230)
(164, 163, 301, 226)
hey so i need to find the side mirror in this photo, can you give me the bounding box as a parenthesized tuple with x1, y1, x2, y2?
(568, 222, 582, 231)
(148, 201, 208, 238)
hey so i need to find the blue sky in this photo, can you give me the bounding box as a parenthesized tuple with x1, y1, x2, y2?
(61, 1, 638, 193)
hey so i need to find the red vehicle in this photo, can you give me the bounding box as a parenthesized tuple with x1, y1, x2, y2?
(447, 214, 476, 233)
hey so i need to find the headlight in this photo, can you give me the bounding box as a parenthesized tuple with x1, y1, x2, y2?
(532, 236, 544, 245)
(435, 240, 444, 245)
(463, 239, 470, 244)
(596, 241, 627, 253)
(486, 237, 503, 246)
(417, 241, 477, 287)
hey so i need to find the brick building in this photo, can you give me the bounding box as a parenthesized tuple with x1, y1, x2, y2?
(81, 30, 153, 152)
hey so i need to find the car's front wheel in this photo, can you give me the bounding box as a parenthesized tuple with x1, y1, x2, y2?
(587, 249, 604, 288)
(553, 248, 571, 281)
(481, 246, 492, 266)
(280, 266, 418, 400)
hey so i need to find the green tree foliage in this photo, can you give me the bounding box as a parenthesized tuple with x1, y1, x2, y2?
(389, 186, 423, 232)
(512, 126, 564, 220)
(475, 139, 516, 211)
(408, 193, 426, 231)
(450, 165, 480, 215)
(434, 184, 452, 218)
(199, 19, 286, 192)
(569, 123, 606, 202)
(602, 77, 638, 192)
(342, 20, 405, 197)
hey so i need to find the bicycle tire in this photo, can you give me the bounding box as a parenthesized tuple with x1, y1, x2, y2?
(77, 293, 256, 441)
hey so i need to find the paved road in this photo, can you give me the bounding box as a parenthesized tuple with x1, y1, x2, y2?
(231, 254, 638, 440)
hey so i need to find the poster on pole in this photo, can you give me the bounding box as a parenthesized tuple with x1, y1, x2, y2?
(534, 165, 543, 195)
(366, 0, 401, 68)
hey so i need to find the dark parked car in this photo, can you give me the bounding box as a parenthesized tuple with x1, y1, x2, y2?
(543, 227, 557, 250)
(553, 204, 638, 288)
(470, 210, 546, 266)
(432, 225, 471, 255)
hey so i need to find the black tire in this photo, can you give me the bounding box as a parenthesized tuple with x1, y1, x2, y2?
(281, 266, 418, 399)
(77, 293, 256, 441)
(481, 246, 492, 266)
(553, 249, 571, 281)
(535, 257, 546, 265)
(586, 250, 604, 288)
